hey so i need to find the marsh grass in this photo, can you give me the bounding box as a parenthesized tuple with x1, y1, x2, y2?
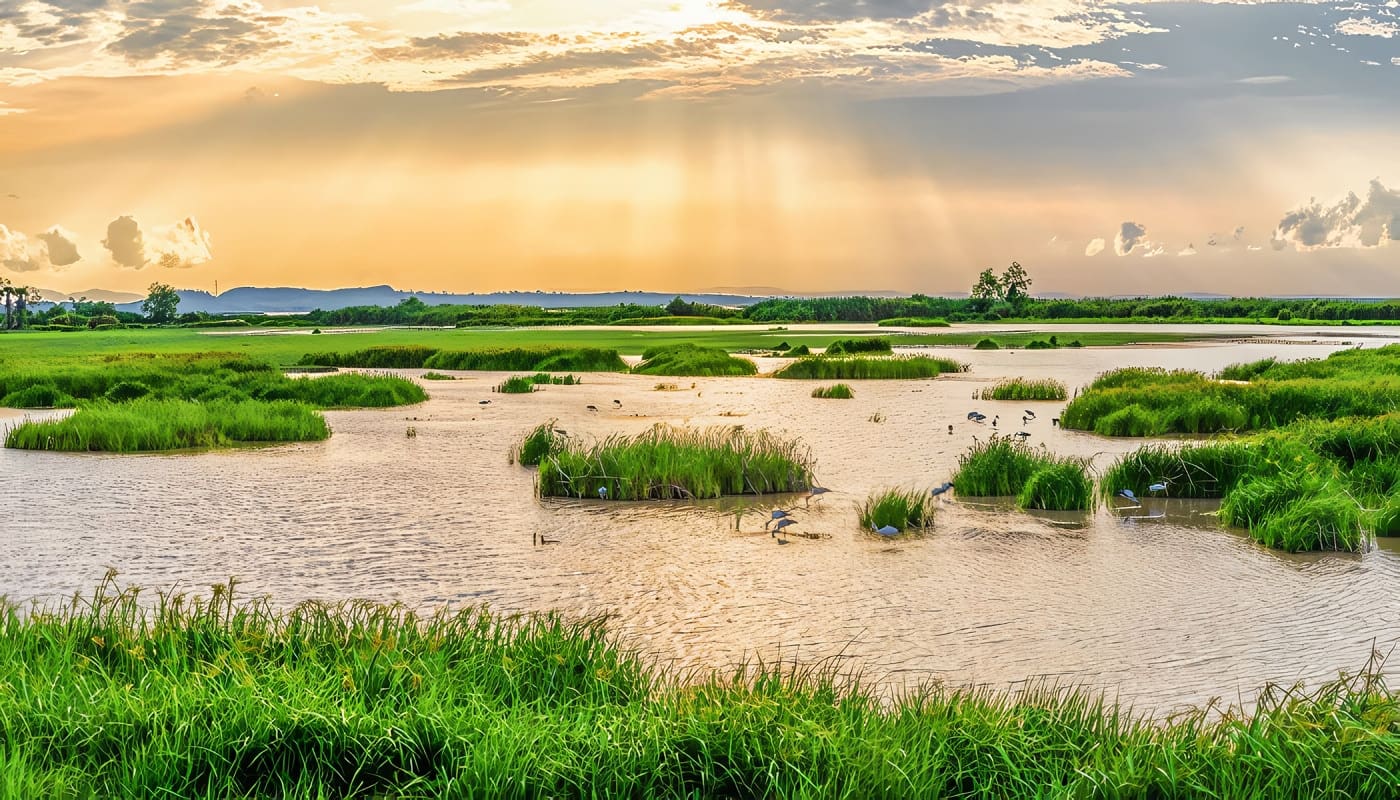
(877, 317, 950, 327)
(532, 424, 813, 499)
(6, 574, 1400, 798)
(953, 436, 1095, 511)
(974, 338, 1000, 350)
(530, 372, 581, 385)
(858, 487, 935, 530)
(784, 344, 810, 356)
(419, 371, 455, 380)
(514, 420, 565, 466)
(630, 344, 757, 377)
(774, 355, 967, 380)
(297, 345, 626, 372)
(811, 383, 855, 399)
(984, 377, 1068, 401)
(4, 399, 329, 452)
(1099, 442, 1257, 500)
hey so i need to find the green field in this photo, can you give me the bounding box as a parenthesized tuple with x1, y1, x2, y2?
(0, 326, 1212, 370)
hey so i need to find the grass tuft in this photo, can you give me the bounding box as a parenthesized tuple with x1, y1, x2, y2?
(858, 487, 936, 531)
(984, 377, 1068, 401)
(4, 399, 329, 451)
(774, 355, 967, 380)
(811, 383, 854, 399)
(630, 344, 757, 377)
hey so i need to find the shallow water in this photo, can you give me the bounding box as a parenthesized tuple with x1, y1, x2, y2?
(5, 330, 1400, 713)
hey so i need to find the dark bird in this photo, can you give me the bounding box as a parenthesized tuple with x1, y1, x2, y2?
(805, 486, 830, 507)
(1051, 418, 1060, 427)
(586, 405, 598, 412)
(948, 424, 954, 435)
(613, 400, 622, 408)
(765, 509, 794, 529)
(1024, 410, 1036, 420)
(772, 518, 797, 541)
(478, 400, 491, 405)
(930, 482, 954, 498)
(1013, 431, 1030, 440)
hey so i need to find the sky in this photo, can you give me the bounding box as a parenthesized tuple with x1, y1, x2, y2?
(0, 0, 1398, 296)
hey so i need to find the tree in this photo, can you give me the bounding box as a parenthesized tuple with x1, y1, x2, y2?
(970, 268, 1004, 302)
(1001, 261, 1033, 307)
(1, 278, 40, 330)
(142, 282, 180, 324)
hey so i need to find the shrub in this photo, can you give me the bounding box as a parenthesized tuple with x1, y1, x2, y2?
(103, 381, 151, 402)
(974, 338, 1000, 350)
(824, 337, 892, 356)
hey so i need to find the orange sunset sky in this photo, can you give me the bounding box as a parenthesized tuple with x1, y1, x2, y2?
(1, 0, 1398, 296)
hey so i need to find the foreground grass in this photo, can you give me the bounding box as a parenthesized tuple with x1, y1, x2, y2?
(525, 423, 813, 499)
(3, 575, 1399, 799)
(4, 399, 329, 451)
(774, 355, 967, 380)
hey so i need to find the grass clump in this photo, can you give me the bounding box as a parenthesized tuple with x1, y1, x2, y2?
(419, 371, 455, 380)
(514, 420, 566, 466)
(984, 377, 1068, 401)
(630, 343, 757, 377)
(8, 575, 1400, 798)
(4, 399, 329, 452)
(774, 355, 967, 380)
(1, 383, 73, 408)
(952, 436, 1094, 511)
(1100, 442, 1256, 500)
(858, 487, 935, 531)
(300, 346, 626, 372)
(811, 383, 854, 399)
(496, 375, 537, 394)
(531, 424, 813, 499)
(974, 338, 1000, 350)
(823, 336, 892, 355)
(784, 344, 810, 356)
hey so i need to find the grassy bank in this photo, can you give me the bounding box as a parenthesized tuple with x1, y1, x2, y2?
(774, 355, 967, 380)
(630, 343, 757, 377)
(952, 437, 1095, 511)
(298, 345, 626, 372)
(4, 399, 330, 451)
(525, 423, 813, 499)
(4, 575, 1398, 798)
(876, 317, 950, 327)
(1062, 347, 1400, 436)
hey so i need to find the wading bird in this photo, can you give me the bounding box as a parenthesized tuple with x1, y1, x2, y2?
(598, 487, 608, 500)
(1013, 431, 1031, 440)
(930, 482, 954, 499)
(1024, 410, 1036, 420)
(967, 411, 985, 421)
(765, 509, 794, 529)
(805, 486, 829, 507)
(948, 424, 954, 435)
(1148, 481, 1169, 494)
(478, 400, 491, 405)
(772, 518, 797, 541)
(872, 524, 900, 539)
(586, 405, 598, 412)
(1116, 489, 1139, 504)
(613, 400, 622, 408)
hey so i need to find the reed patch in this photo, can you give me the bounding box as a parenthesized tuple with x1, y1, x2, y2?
(774, 355, 967, 380)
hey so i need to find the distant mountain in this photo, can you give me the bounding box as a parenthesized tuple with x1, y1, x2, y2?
(112, 286, 772, 315)
(35, 288, 144, 304)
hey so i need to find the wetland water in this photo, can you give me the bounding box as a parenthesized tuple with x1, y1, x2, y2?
(4, 327, 1400, 713)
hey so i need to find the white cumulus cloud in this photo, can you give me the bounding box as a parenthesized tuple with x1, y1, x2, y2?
(1085, 237, 1106, 256)
(1273, 179, 1400, 251)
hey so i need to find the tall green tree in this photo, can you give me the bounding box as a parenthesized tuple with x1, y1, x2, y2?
(1001, 261, 1033, 307)
(142, 282, 180, 324)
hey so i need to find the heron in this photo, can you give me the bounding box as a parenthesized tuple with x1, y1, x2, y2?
(764, 509, 794, 529)
(1024, 409, 1036, 420)
(598, 486, 608, 500)
(1148, 481, 1169, 494)
(967, 411, 985, 421)
(772, 518, 797, 541)
(805, 486, 829, 507)
(872, 524, 900, 539)
(930, 482, 954, 499)
(1116, 488, 1139, 503)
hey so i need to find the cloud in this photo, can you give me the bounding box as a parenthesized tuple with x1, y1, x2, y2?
(36, 225, 80, 266)
(1114, 221, 1148, 256)
(0, 224, 39, 271)
(103, 215, 147, 268)
(1273, 179, 1400, 251)
(1085, 237, 1105, 256)
(102, 214, 214, 268)
(1335, 17, 1400, 39)
(0, 222, 80, 271)
(150, 216, 214, 267)
(1178, 244, 1197, 256)
(1232, 225, 1245, 240)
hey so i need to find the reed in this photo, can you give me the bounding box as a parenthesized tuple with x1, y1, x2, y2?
(876, 317, 951, 327)
(426, 347, 627, 372)
(811, 383, 854, 399)
(532, 424, 813, 499)
(858, 487, 936, 530)
(1017, 460, 1095, 511)
(951, 436, 1053, 496)
(984, 377, 1068, 401)
(774, 355, 967, 380)
(1099, 442, 1256, 500)
(4, 399, 329, 452)
(6, 574, 1399, 798)
(296, 344, 438, 368)
(529, 372, 581, 385)
(419, 371, 456, 380)
(630, 344, 758, 376)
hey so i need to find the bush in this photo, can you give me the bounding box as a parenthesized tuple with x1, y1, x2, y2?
(785, 344, 811, 356)
(824, 337, 892, 355)
(974, 338, 1000, 350)
(2, 384, 73, 408)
